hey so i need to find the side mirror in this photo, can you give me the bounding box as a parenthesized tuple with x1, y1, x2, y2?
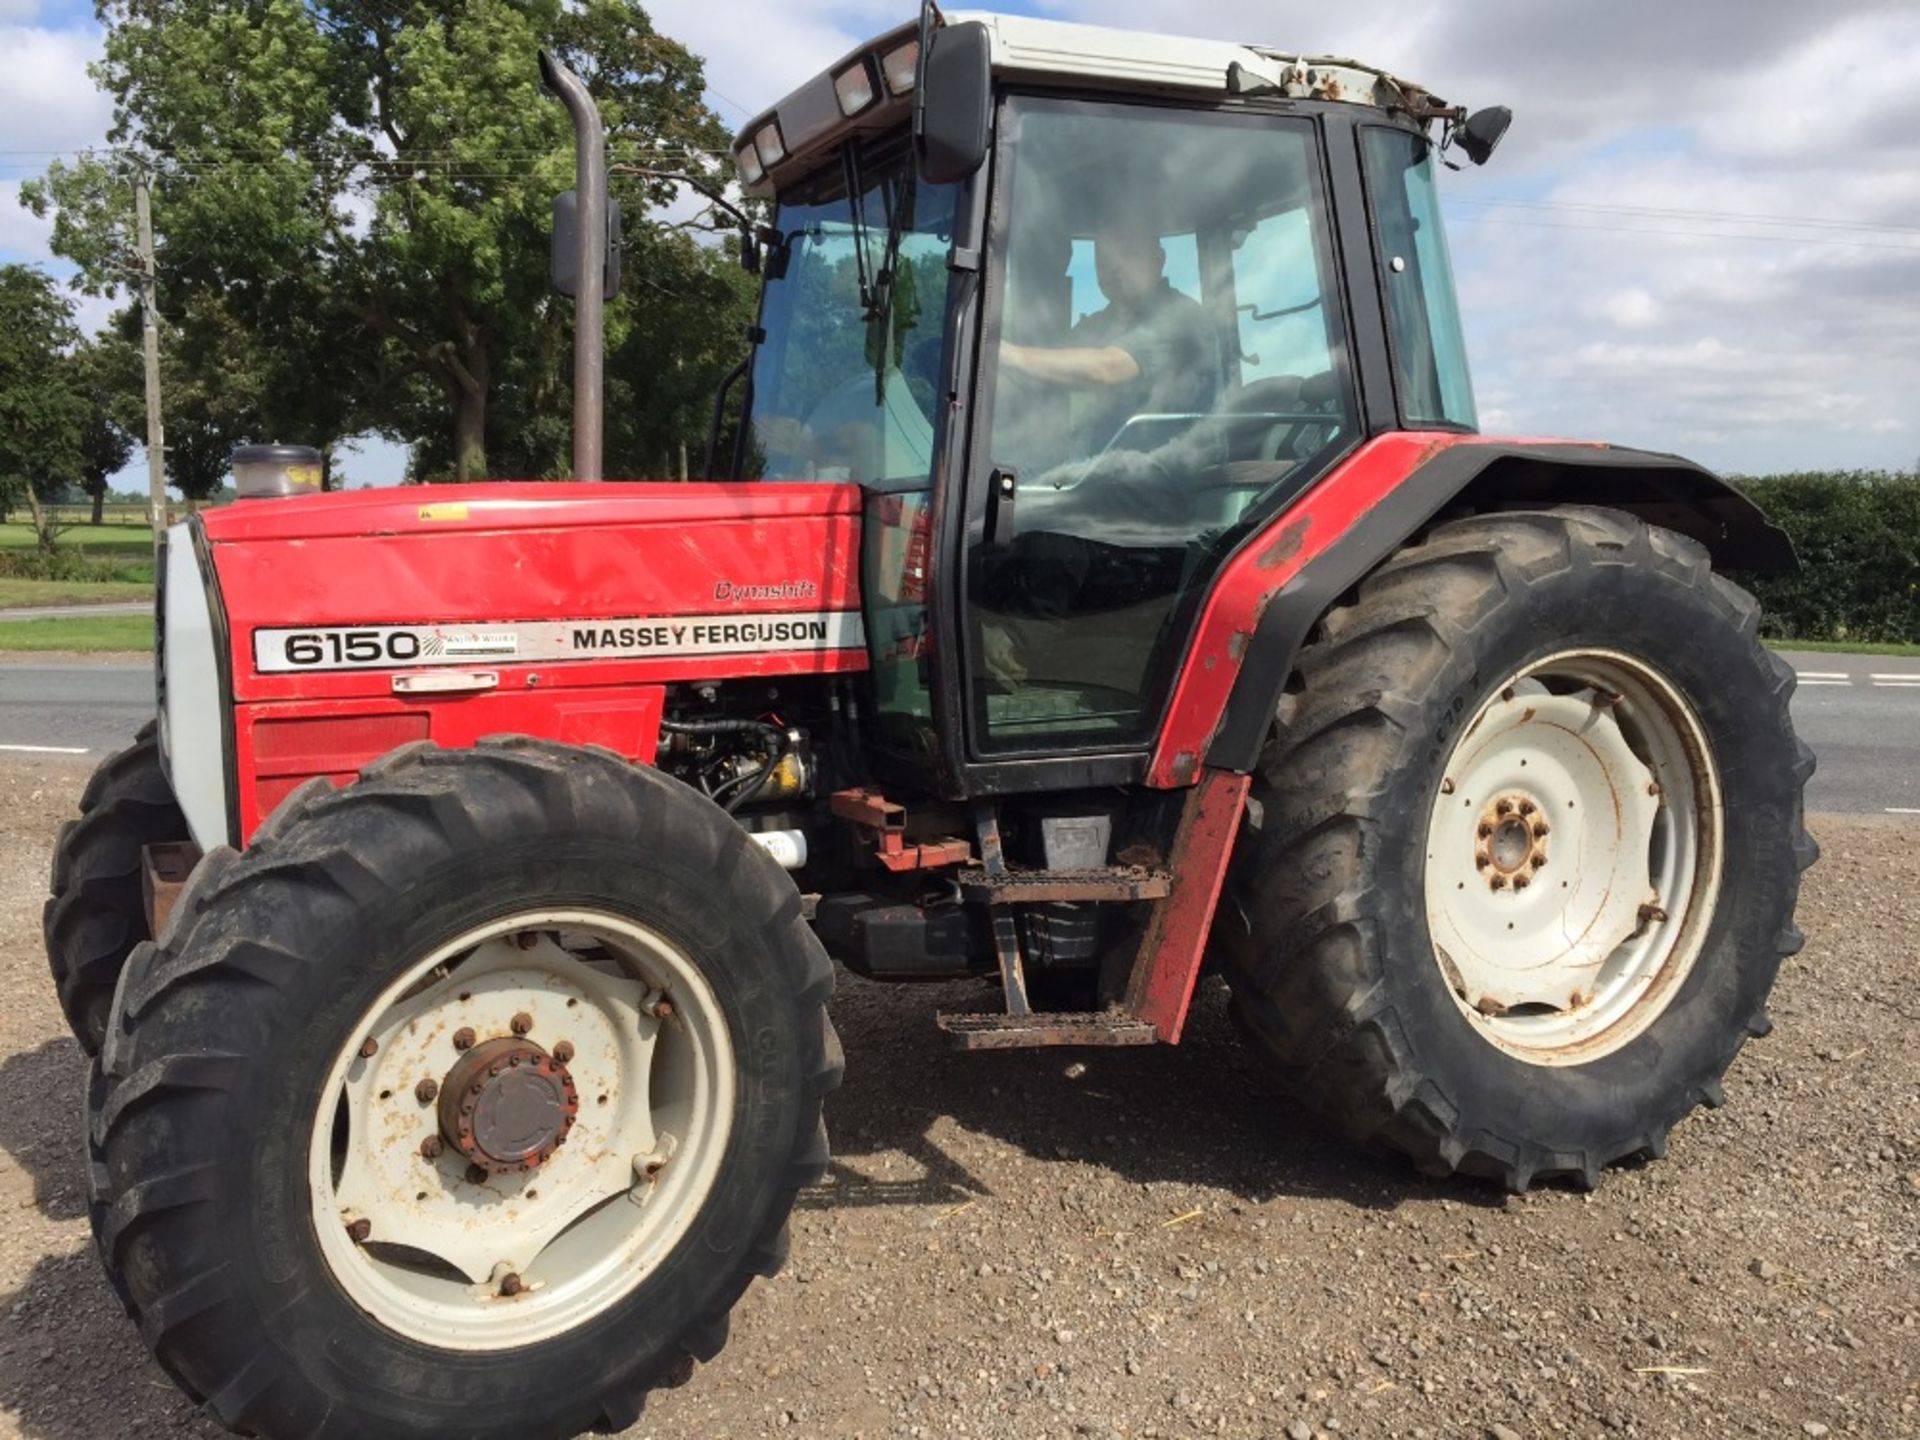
(1456, 106, 1513, 167)
(914, 20, 991, 185)
(550, 190, 623, 298)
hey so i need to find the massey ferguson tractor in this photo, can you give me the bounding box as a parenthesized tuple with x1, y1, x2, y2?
(44, 7, 1813, 1437)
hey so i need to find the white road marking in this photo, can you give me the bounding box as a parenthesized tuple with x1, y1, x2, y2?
(1887, 808, 1920, 815)
(1796, 678, 1852, 686)
(0, 742, 91, 755)
(1795, 671, 1850, 680)
(1870, 673, 1920, 679)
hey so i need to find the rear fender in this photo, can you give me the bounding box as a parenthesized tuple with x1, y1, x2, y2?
(1150, 436, 1794, 785)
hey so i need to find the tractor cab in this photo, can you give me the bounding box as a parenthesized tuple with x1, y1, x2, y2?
(719, 11, 1495, 793)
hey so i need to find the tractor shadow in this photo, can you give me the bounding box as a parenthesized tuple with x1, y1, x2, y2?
(0, 1037, 90, 1224)
(802, 973, 1507, 1216)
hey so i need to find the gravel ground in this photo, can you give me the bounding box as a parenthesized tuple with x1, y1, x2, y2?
(1, 760, 1914, 1440)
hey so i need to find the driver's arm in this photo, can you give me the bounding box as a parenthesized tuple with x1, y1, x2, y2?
(1000, 341, 1141, 386)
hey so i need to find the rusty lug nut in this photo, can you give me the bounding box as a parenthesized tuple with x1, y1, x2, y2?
(1518, 799, 1536, 815)
(420, 1135, 444, 1160)
(1533, 854, 1548, 868)
(651, 1000, 675, 1021)
(415, 1078, 439, 1104)
(1490, 874, 1509, 890)
(1512, 874, 1531, 890)
(1532, 820, 1550, 838)
(500, 1273, 525, 1297)
(510, 1012, 534, 1036)
(359, 1037, 379, 1059)
(452, 1027, 476, 1051)
(464, 1163, 489, 1185)
(346, 1218, 372, 1244)
(552, 1040, 575, 1064)
(1494, 798, 1513, 816)
(1475, 854, 1491, 870)
(1477, 822, 1494, 838)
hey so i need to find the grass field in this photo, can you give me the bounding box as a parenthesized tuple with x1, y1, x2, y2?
(0, 579, 153, 609)
(0, 614, 154, 652)
(1769, 637, 1920, 659)
(0, 521, 158, 554)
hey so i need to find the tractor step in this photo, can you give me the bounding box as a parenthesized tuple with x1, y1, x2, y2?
(935, 1011, 1159, 1050)
(957, 866, 1171, 905)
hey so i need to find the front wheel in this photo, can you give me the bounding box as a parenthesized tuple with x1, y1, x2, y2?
(1224, 507, 1816, 1190)
(92, 738, 841, 1439)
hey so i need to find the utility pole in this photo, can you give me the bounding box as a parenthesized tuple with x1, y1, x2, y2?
(134, 171, 166, 538)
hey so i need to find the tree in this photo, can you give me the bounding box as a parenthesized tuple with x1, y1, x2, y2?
(71, 334, 141, 523)
(0, 265, 87, 544)
(26, 0, 755, 481)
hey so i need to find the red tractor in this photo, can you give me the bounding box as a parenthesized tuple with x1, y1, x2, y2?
(46, 9, 1813, 1437)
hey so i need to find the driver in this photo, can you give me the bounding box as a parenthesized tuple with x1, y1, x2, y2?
(998, 218, 1216, 448)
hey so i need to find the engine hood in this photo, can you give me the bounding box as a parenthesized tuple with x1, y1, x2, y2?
(197, 480, 868, 704)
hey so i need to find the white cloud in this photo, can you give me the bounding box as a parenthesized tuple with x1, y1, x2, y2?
(0, 21, 109, 155)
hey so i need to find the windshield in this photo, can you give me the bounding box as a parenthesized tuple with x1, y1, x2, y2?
(741, 141, 958, 483)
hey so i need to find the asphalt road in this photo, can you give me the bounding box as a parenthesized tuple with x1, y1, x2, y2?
(0, 650, 1913, 815)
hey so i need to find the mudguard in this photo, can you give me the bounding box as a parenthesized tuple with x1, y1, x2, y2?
(1149, 434, 1794, 786)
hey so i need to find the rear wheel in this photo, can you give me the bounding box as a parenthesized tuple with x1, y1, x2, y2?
(92, 738, 841, 1438)
(1224, 507, 1815, 1190)
(44, 724, 190, 1053)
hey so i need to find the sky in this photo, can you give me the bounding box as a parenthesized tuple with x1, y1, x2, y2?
(5, 0, 1920, 487)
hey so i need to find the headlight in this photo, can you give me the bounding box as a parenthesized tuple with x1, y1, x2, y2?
(834, 60, 877, 117)
(752, 122, 786, 170)
(881, 41, 918, 96)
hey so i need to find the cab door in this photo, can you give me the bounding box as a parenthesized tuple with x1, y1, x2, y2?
(955, 95, 1359, 773)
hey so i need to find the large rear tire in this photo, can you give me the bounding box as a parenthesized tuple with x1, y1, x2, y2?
(91, 738, 842, 1438)
(1223, 507, 1815, 1191)
(44, 724, 191, 1054)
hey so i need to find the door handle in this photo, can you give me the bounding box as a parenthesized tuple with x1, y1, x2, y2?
(985, 466, 1018, 546)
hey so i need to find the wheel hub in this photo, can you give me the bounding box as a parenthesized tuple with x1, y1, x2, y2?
(1476, 793, 1548, 888)
(438, 1037, 579, 1174)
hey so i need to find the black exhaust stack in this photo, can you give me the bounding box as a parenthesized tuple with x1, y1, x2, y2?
(539, 50, 606, 481)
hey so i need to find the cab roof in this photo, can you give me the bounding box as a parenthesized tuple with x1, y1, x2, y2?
(730, 11, 1451, 196)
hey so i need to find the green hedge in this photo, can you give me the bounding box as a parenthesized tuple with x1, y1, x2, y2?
(1731, 471, 1920, 645)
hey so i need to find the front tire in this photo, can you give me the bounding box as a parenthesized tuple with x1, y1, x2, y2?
(1224, 507, 1816, 1190)
(44, 724, 191, 1053)
(92, 738, 841, 1438)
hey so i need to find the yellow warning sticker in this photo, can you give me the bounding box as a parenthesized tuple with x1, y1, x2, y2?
(417, 503, 469, 522)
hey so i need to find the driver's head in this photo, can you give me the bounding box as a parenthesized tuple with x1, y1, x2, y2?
(1093, 219, 1166, 308)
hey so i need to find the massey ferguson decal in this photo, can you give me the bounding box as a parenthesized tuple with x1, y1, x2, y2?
(253, 611, 866, 673)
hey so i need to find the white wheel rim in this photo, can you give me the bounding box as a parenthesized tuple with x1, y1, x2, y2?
(308, 910, 735, 1350)
(1423, 649, 1722, 1066)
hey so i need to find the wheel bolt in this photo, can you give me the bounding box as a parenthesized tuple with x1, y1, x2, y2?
(420, 1136, 444, 1160)
(1513, 874, 1531, 890)
(510, 1012, 533, 1036)
(415, 1078, 439, 1104)
(359, 1037, 379, 1059)
(465, 1163, 489, 1185)
(346, 1218, 372, 1244)
(1532, 821, 1550, 838)
(1518, 799, 1535, 816)
(1490, 875, 1508, 890)
(1477, 822, 1493, 838)
(452, 1027, 476, 1051)
(500, 1272, 525, 1297)
(553, 1040, 575, 1064)
(1495, 799, 1513, 816)
(1475, 854, 1491, 870)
